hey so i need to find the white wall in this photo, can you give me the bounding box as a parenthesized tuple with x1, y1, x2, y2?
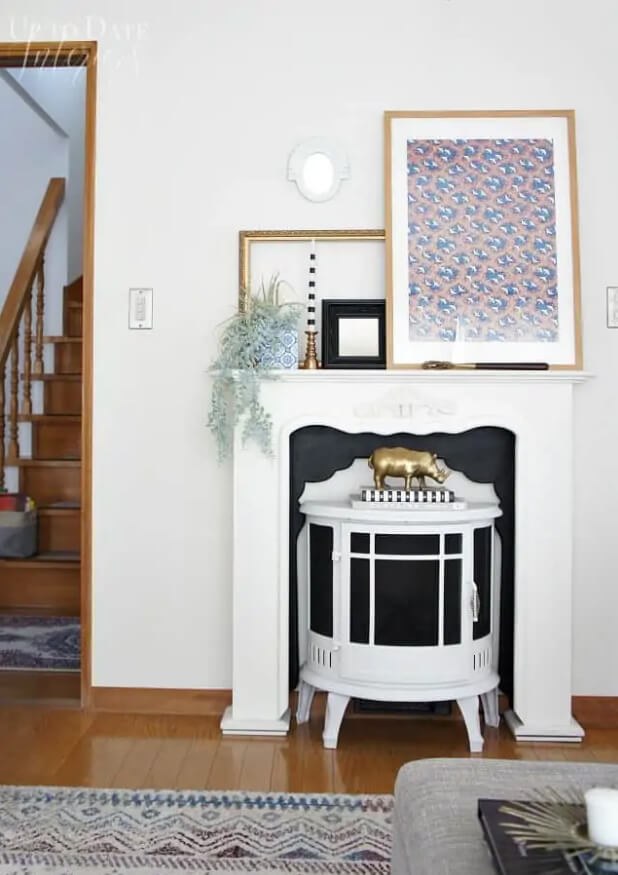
(7, 67, 86, 283)
(1, 0, 616, 694)
(0, 75, 68, 332)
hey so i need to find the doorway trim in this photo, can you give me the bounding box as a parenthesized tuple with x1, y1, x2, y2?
(0, 41, 97, 707)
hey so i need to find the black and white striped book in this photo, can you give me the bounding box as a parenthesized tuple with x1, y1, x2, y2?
(360, 486, 456, 503)
(351, 494, 467, 511)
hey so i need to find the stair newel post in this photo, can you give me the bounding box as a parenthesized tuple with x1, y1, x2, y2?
(9, 333, 20, 460)
(33, 256, 45, 376)
(22, 287, 33, 416)
(0, 362, 5, 490)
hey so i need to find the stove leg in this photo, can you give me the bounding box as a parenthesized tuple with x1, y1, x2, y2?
(456, 695, 484, 753)
(296, 680, 316, 724)
(322, 692, 350, 749)
(481, 687, 500, 728)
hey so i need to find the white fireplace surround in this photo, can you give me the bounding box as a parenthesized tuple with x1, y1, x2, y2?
(221, 370, 591, 742)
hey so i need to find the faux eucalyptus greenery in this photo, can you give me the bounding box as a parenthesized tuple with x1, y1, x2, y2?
(207, 275, 302, 460)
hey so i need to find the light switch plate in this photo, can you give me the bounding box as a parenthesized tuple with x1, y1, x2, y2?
(129, 287, 153, 329)
(608, 287, 618, 328)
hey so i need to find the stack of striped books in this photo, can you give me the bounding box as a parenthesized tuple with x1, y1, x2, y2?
(352, 487, 466, 510)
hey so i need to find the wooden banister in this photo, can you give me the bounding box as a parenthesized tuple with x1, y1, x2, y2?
(0, 178, 65, 477)
(0, 178, 64, 372)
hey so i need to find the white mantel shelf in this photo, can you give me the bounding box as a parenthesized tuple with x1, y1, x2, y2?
(264, 370, 592, 384)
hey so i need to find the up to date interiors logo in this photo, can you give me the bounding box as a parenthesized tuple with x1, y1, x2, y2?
(6, 15, 149, 74)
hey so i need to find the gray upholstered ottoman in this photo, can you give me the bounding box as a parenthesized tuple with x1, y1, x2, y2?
(392, 758, 618, 875)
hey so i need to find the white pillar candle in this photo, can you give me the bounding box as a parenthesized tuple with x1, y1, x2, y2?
(585, 787, 618, 847)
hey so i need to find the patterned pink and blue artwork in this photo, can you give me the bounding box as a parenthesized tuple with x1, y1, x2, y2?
(407, 138, 558, 343)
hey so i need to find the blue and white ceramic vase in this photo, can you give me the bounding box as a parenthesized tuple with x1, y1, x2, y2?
(257, 328, 298, 370)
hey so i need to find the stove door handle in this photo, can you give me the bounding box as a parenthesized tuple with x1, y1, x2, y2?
(471, 581, 480, 623)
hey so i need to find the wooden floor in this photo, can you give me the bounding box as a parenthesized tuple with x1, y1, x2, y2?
(0, 706, 617, 794)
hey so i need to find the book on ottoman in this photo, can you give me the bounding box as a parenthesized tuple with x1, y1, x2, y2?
(478, 799, 592, 875)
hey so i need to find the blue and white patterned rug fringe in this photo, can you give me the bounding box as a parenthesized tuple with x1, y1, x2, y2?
(0, 786, 393, 873)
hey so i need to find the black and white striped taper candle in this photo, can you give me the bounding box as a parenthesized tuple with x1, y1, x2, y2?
(307, 238, 317, 333)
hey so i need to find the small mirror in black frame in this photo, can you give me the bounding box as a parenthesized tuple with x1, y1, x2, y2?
(321, 299, 386, 369)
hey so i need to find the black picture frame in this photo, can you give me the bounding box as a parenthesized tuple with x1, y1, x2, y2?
(321, 299, 386, 369)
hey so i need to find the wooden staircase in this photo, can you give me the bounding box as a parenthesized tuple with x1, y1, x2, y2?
(0, 180, 81, 705)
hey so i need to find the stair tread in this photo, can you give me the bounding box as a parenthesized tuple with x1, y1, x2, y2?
(38, 506, 80, 516)
(0, 607, 78, 618)
(18, 415, 81, 423)
(0, 551, 79, 567)
(30, 374, 81, 382)
(43, 336, 82, 343)
(4, 458, 80, 467)
(39, 500, 80, 510)
(34, 551, 80, 562)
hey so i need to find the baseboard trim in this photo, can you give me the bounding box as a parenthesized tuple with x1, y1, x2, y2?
(91, 687, 232, 716)
(572, 696, 618, 729)
(90, 690, 617, 725)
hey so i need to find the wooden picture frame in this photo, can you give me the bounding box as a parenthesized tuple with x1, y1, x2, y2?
(384, 110, 583, 369)
(321, 299, 386, 369)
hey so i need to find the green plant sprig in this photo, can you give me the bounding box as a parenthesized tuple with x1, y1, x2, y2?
(207, 274, 302, 460)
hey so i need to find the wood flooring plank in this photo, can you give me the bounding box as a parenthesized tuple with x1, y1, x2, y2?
(174, 737, 221, 789)
(52, 715, 139, 787)
(207, 739, 247, 790)
(297, 724, 335, 794)
(238, 741, 277, 792)
(270, 735, 305, 792)
(110, 738, 164, 788)
(15, 710, 94, 785)
(586, 729, 618, 763)
(144, 737, 194, 788)
(0, 708, 51, 783)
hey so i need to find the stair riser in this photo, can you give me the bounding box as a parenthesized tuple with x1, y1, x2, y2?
(33, 421, 81, 460)
(20, 466, 80, 505)
(66, 308, 82, 338)
(44, 381, 82, 415)
(54, 343, 82, 374)
(0, 671, 80, 704)
(38, 512, 80, 553)
(64, 277, 83, 306)
(0, 565, 80, 615)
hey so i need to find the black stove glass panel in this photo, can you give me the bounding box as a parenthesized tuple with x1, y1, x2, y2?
(375, 559, 439, 646)
(375, 533, 440, 556)
(309, 524, 333, 637)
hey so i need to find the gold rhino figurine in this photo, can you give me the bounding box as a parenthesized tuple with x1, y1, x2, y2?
(368, 447, 449, 490)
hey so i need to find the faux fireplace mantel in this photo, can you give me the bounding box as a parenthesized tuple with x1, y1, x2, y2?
(221, 369, 591, 743)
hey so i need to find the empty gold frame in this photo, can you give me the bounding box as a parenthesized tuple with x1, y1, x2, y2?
(238, 229, 385, 313)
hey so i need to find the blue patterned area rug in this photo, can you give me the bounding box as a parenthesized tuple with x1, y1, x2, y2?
(0, 786, 393, 873)
(0, 617, 80, 671)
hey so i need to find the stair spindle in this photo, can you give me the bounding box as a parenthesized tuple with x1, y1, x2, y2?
(0, 363, 5, 490)
(9, 333, 19, 460)
(22, 288, 33, 416)
(33, 256, 45, 376)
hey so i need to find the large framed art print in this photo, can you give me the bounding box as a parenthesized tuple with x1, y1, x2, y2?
(385, 111, 582, 369)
